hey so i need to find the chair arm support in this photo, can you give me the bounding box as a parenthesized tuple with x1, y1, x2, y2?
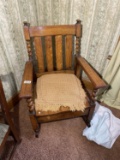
(76, 55, 107, 89)
(19, 61, 33, 99)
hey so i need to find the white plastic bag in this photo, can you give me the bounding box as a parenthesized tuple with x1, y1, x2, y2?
(83, 102, 120, 149)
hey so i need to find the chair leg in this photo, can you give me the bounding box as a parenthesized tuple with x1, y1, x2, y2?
(29, 112, 40, 138)
(82, 115, 90, 127)
(35, 123, 41, 138)
(82, 105, 95, 127)
(27, 98, 40, 137)
(87, 105, 95, 123)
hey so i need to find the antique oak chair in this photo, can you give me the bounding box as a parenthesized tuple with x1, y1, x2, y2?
(0, 79, 21, 159)
(19, 20, 107, 137)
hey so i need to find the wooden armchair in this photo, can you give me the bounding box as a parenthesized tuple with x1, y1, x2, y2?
(0, 79, 21, 159)
(19, 20, 107, 137)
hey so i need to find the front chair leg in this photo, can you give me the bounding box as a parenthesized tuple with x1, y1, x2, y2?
(83, 89, 97, 127)
(29, 112, 41, 137)
(82, 104, 95, 127)
(87, 104, 95, 124)
(85, 89, 97, 126)
(27, 98, 40, 137)
(82, 115, 91, 127)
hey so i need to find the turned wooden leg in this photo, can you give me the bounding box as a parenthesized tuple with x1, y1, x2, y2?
(82, 103, 95, 127)
(82, 115, 90, 127)
(29, 112, 41, 138)
(82, 89, 97, 127)
(87, 104, 95, 126)
(27, 98, 40, 137)
(83, 89, 97, 127)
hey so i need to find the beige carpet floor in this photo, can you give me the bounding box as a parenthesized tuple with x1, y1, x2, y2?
(3, 100, 120, 160)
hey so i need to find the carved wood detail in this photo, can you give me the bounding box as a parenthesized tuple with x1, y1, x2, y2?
(26, 41, 32, 60)
(76, 37, 80, 55)
(27, 98, 35, 112)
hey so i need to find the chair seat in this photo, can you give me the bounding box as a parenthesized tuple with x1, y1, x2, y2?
(0, 123, 9, 145)
(35, 73, 87, 116)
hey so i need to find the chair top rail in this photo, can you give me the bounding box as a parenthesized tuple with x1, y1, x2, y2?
(29, 25, 76, 37)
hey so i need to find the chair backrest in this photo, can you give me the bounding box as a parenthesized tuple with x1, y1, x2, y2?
(23, 20, 82, 75)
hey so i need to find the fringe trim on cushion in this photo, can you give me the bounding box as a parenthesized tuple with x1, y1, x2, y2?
(35, 74, 87, 114)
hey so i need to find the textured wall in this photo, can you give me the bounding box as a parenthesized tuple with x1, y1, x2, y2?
(0, 0, 120, 100)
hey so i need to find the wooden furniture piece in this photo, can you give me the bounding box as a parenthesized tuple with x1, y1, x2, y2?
(0, 79, 21, 159)
(19, 20, 107, 137)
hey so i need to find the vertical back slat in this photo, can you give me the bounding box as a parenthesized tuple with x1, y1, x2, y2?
(55, 35, 63, 70)
(34, 37, 44, 72)
(65, 35, 73, 69)
(45, 36, 53, 71)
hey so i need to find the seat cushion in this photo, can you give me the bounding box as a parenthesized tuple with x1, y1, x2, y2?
(35, 73, 87, 116)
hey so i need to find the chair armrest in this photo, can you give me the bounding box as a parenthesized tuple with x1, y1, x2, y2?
(76, 55, 107, 89)
(19, 61, 33, 99)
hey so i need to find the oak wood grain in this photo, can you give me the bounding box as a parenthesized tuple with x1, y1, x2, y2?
(24, 26, 30, 40)
(29, 25, 76, 37)
(19, 61, 33, 98)
(75, 19, 81, 37)
(76, 56, 107, 89)
(34, 37, 45, 72)
(75, 20, 82, 55)
(65, 35, 72, 69)
(45, 36, 53, 71)
(20, 20, 98, 137)
(37, 108, 90, 123)
(55, 35, 63, 70)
